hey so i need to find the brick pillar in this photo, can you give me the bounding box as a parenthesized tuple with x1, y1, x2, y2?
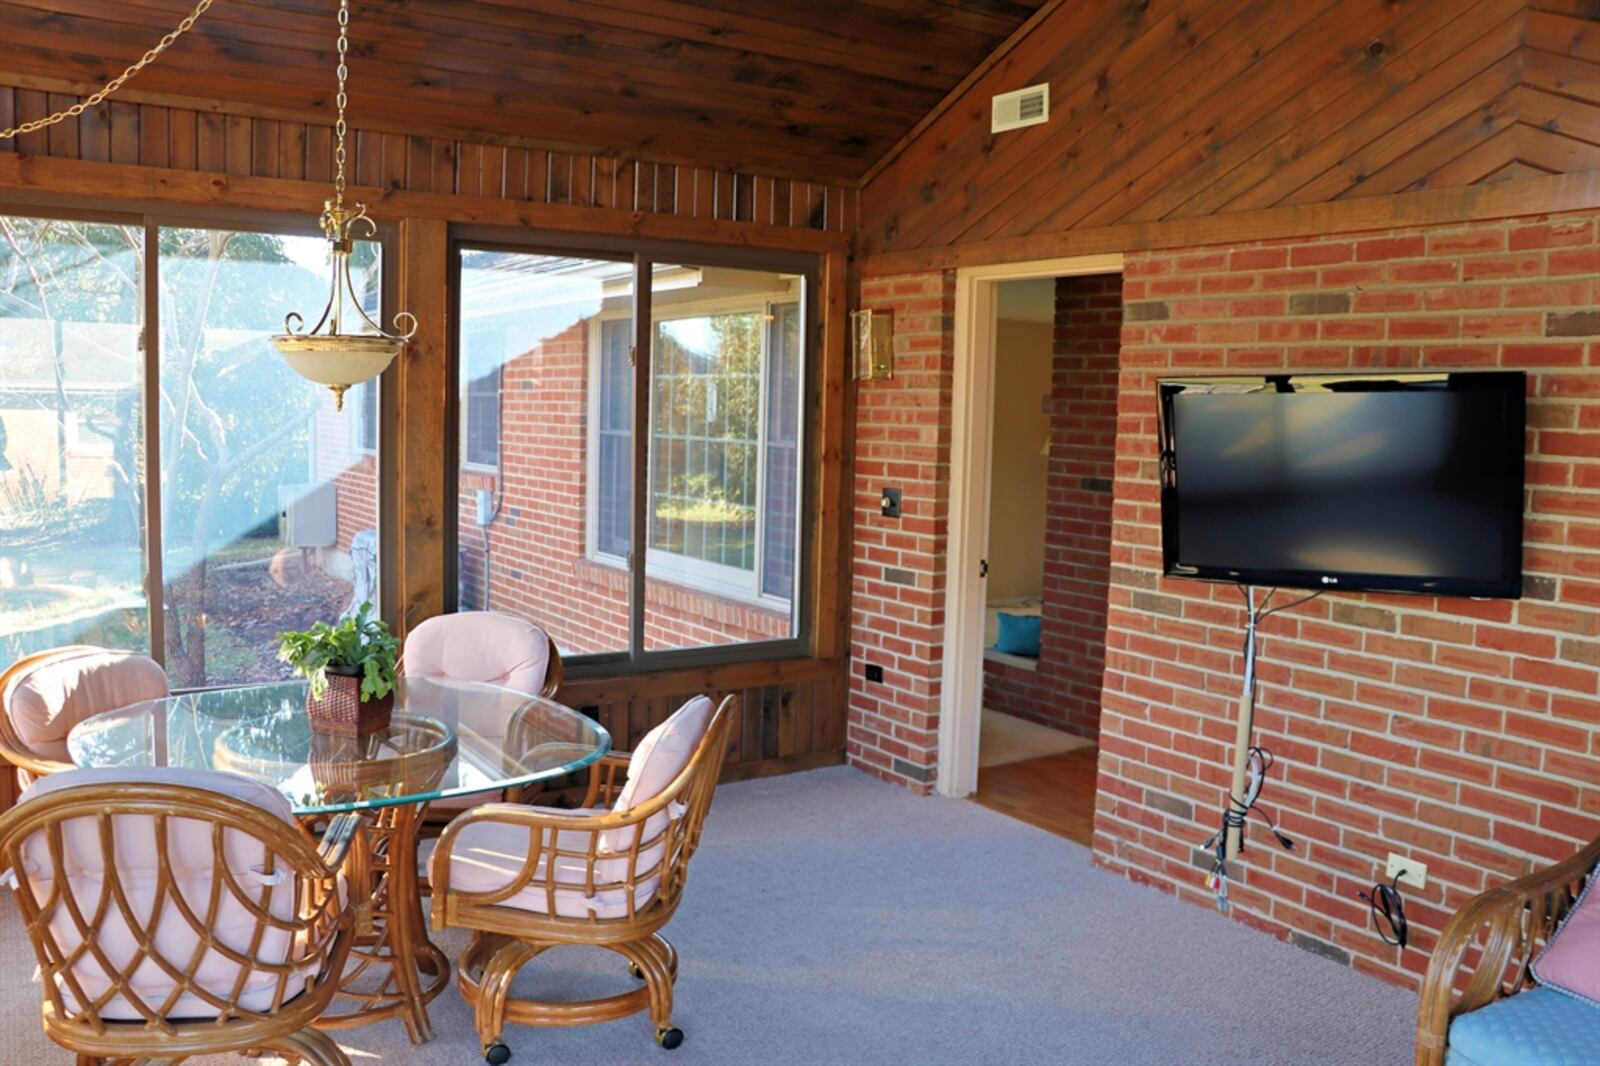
(847, 271, 956, 793)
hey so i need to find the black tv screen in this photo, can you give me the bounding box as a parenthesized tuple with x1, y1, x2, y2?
(1158, 372, 1525, 598)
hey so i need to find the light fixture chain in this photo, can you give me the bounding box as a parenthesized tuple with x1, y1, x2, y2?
(1, 0, 216, 140)
(333, 0, 351, 211)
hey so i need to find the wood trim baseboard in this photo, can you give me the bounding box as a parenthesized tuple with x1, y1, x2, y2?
(860, 168, 1600, 275)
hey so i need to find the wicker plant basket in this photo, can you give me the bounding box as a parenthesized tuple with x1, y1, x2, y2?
(307, 671, 393, 736)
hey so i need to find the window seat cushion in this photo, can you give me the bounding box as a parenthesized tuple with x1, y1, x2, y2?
(1445, 986, 1600, 1066)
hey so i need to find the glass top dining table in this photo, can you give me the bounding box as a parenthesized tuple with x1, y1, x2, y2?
(66, 676, 612, 815)
(63, 675, 612, 1043)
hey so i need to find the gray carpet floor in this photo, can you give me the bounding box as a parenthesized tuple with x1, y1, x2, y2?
(0, 766, 1416, 1065)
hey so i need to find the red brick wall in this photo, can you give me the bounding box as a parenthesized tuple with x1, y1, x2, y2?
(848, 212, 1599, 991)
(331, 321, 788, 654)
(848, 271, 955, 792)
(310, 399, 375, 554)
(983, 273, 1120, 737)
(1099, 211, 1600, 989)
(452, 321, 787, 656)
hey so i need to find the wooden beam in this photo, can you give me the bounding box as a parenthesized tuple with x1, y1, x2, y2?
(812, 245, 852, 663)
(860, 167, 1600, 275)
(0, 152, 850, 254)
(393, 217, 450, 637)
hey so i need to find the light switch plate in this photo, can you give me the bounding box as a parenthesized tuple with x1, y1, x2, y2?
(1386, 853, 1427, 889)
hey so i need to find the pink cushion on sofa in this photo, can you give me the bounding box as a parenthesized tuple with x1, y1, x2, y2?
(1532, 865, 1600, 1008)
(3, 647, 169, 763)
(15, 767, 312, 1021)
(402, 612, 551, 695)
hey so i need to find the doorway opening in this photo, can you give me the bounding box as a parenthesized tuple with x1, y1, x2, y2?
(937, 258, 1123, 849)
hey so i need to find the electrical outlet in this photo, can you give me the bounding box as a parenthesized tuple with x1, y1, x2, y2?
(1386, 853, 1427, 889)
(864, 663, 885, 683)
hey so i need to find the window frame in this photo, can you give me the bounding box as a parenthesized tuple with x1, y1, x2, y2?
(585, 288, 800, 612)
(445, 229, 819, 678)
(0, 200, 399, 692)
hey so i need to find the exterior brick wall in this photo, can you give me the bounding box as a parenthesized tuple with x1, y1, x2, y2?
(1100, 211, 1599, 990)
(848, 271, 955, 793)
(333, 321, 787, 654)
(310, 398, 375, 558)
(457, 319, 788, 654)
(849, 211, 1599, 992)
(983, 274, 1121, 738)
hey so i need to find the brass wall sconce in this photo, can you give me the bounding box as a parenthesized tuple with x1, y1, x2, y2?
(852, 309, 894, 381)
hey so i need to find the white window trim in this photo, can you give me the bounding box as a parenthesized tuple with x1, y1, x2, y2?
(585, 290, 801, 612)
(460, 322, 503, 473)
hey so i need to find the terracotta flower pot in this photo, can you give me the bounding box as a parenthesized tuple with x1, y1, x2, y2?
(307, 670, 394, 736)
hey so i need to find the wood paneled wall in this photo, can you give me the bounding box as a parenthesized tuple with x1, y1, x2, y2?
(0, 85, 854, 232)
(861, 0, 1600, 267)
(561, 659, 845, 781)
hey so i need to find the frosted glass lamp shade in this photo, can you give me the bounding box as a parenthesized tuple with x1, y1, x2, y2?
(272, 333, 402, 409)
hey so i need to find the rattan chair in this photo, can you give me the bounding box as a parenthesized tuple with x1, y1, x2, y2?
(431, 694, 735, 1063)
(0, 766, 359, 1065)
(1415, 831, 1600, 1065)
(0, 645, 169, 784)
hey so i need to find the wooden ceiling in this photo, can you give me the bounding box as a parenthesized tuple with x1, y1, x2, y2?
(861, 0, 1600, 258)
(0, 0, 1050, 183)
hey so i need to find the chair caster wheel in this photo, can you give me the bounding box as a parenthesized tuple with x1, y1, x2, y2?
(656, 1026, 684, 1050)
(628, 961, 645, 979)
(484, 1040, 511, 1065)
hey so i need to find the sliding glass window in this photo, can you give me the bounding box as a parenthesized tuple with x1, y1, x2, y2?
(453, 245, 811, 666)
(455, 250, 634, 658)
(0, 212, 386, 688)
(0, 217, 147, 662)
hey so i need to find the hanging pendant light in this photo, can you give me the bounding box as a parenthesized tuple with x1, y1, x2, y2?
(272, 0, 415, 410)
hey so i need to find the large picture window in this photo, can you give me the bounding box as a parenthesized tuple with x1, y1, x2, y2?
(455, 247, 810, 664)
(0, 212, 385, 689)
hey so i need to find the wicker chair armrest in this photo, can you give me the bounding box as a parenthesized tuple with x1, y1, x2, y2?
(580, 752, 632, 808)
(2, 749, 74, 779)
(1415, 834, 1600, 1066)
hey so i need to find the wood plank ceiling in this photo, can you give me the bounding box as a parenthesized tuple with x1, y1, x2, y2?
(860, 0, 1600, 256)
(0, 0, 1048, 184)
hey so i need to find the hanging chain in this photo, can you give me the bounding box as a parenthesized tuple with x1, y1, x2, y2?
(0, 0, 216, 140)
(332, 0, 350, 213)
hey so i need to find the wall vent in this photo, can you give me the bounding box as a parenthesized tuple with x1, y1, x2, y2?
(991, 83, 1049, 134)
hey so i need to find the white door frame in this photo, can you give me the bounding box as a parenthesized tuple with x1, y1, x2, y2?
(936, 253, 1125, 798)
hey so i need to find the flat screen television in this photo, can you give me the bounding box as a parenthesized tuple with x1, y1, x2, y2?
(1158, 372, 1525, 599)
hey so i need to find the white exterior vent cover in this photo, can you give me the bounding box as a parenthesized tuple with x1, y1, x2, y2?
(991, 83, 1049, 134)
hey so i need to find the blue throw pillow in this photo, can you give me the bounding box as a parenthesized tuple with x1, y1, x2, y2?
(994, 612, 1042, 657)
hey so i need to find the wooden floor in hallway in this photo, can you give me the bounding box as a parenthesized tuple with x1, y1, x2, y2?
(972, 746, 1100, 846)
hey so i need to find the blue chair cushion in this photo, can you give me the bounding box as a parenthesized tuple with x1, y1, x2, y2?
(994, 612, 1042, 657)
(1446, 986, 1600, 1066)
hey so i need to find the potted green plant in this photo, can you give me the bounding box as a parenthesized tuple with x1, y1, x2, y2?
(277, 602, 399, 735)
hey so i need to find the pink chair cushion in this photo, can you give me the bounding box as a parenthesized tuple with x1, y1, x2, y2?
(601, 695, 712, 847)
(404, 614, 553, 809)
(4, 648, 169, 763)
(402, 612, 551, 694)
(430, 808, 656, 919)
(15, 767, 312, 1021)
(429, 696, 715, 921)
(1532, 865, 1600, 1008)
